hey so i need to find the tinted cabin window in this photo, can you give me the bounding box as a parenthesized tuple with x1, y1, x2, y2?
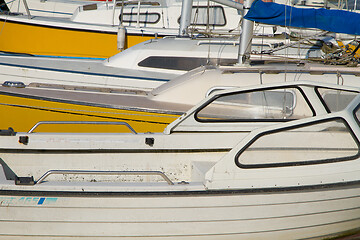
(196, 88, 314, 122)
(138, 56, 237, 71)
(120, 12, 160, 24)
(236, 118, 359, 168)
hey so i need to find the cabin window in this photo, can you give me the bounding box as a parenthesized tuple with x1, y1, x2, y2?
(316, 87, 358, 112)
(177, 6, 226, 26)
(138, 56, 236, 71)
(195, 87, 314, 122)
(236, 118, 359, 168)
(83, 4, 97, 11)
(119, 12, 160, 24)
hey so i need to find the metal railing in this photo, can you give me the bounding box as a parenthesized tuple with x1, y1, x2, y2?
(28, 121, 137, 134)
(36, 170, 174, 185)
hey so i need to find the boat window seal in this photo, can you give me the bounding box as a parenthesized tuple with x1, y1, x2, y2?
(234, 117, 360, 169)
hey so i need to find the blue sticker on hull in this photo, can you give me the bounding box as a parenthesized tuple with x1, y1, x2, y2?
(37, 197, 45, 205)
(0, 196, 58, 206)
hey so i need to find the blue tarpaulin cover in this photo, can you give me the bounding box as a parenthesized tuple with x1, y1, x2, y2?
(244, 0, 360, 35)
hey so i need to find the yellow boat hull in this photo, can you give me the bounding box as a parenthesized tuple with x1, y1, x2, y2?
(0, 93, 178, 133)
(0, 19, 156, 58)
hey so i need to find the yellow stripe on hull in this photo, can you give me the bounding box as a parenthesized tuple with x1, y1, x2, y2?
(0, 20, 157, 58)
(0, 94, 178, 133)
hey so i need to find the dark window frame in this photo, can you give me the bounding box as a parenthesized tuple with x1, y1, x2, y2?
(235, 117, 360, 169)
(314, 86, 359, 114)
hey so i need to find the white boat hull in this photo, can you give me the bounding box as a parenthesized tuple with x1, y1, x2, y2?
(0, 183, 359, 239)
(1, 82, 360, 239)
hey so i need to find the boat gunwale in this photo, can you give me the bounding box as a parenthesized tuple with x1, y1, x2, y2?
(1, 179, 360, 197)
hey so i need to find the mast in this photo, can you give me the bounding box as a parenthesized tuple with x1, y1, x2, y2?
(238, 0, 254, 64)
(179, 0, 193, 36)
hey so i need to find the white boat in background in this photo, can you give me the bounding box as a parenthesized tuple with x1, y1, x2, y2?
(0, 0, 246, 58)
(0, 81, 360, 239)
(5, 0, 90, 17)
(0, 37, 241, 91)
(0, 0, 359, 133)
(0, 36, 325, 91)
(2, 58, 360, 133)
